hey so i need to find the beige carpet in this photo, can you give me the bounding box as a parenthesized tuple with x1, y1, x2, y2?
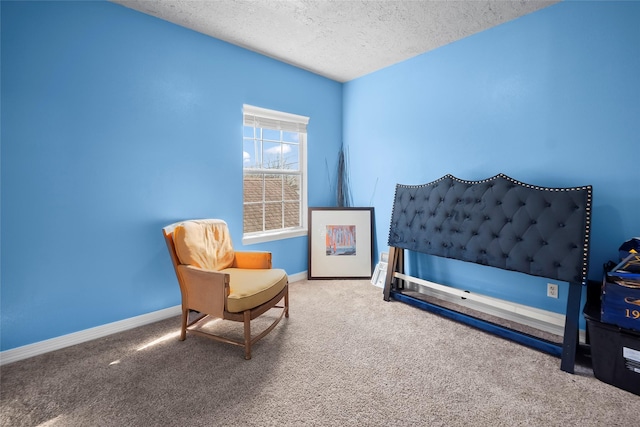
(1, 279, 638, 426)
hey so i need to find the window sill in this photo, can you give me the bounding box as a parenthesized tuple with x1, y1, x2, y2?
(242, 228, 308, 245)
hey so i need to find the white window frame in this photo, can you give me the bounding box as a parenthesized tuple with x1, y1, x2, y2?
(242, 104, 309, 245)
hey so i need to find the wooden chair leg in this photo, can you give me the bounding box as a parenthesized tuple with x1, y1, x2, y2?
(180, 308, 188, 341)
(285, 286, 289, 318)
(243, 310, 251, 360)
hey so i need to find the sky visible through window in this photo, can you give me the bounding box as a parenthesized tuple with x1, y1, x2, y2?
(243, 127, 299, 171)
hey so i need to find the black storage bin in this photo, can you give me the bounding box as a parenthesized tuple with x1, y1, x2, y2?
(584, 300, 640, 396)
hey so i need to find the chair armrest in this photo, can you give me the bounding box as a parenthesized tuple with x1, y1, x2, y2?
(176, 265, 228, 317)
(232, 251, 272, 269)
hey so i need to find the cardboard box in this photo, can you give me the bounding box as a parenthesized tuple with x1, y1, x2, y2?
(603, 254, 640, 332)
(602, 279, 640, 332)
(607, 253, 640, 281)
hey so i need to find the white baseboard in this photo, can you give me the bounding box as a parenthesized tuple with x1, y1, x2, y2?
(0, 271, 308, 366)
(0, 305, 182, 366)
(288, 270, 307, 283)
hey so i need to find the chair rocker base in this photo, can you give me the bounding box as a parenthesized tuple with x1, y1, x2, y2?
(180, 285, 289, 359)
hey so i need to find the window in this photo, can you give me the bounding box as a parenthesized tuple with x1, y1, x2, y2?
(242, 105, 309, 244)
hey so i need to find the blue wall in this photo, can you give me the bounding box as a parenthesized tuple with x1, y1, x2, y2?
(3, 0, 639, 353)
(344, 1, 639, 322)
(1, 1, 342, 351)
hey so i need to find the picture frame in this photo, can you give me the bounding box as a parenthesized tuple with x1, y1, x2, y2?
(308, 207, 374, 279)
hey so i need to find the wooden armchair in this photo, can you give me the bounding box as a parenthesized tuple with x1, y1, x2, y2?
(162, 219, 289, 359)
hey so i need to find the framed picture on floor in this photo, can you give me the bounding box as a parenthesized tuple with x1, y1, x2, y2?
(308, 207, 374, 279)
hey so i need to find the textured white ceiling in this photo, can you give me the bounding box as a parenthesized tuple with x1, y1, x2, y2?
(112, 0, 558, 82)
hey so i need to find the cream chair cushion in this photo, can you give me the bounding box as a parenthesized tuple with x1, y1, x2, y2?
(223, 268, 288, 313)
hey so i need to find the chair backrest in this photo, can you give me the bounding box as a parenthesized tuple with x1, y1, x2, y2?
(163, 220, 232, 317)
(164, 219, 235, 271)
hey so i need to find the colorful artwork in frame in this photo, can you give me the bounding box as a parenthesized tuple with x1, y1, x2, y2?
(325, 225, 356, 256)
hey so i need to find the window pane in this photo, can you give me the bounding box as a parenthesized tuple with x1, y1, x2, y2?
(264, 203, 283, 231)
(262, 128, 280, 141)
(263, 141, 282, 169)
(283, 143, 299, 171)
(284, 201, 300, 228)
(243, 126, 254, 138)
(243, 139, 261, 168)
(264, 175, 283, 202)
(282, 131, 299, 143)
(243, 203, 263, 233)
(243, 174, 263, 203)
(283, 175, 300, 201)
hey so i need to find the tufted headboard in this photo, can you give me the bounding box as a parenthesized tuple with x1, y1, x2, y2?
(384, 174, 593, 374)
(388, 173, 592, 285)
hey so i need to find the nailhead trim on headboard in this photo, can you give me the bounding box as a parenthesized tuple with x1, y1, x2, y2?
(387, 173, 592, 285)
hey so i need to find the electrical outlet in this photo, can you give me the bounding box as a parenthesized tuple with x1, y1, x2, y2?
(547, 283, 559, 299)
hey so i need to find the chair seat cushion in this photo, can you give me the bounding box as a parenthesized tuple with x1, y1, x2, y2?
(222, 268, 288, 313)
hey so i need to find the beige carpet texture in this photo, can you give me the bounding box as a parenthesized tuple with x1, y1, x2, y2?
(1, 279, 638, 426)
